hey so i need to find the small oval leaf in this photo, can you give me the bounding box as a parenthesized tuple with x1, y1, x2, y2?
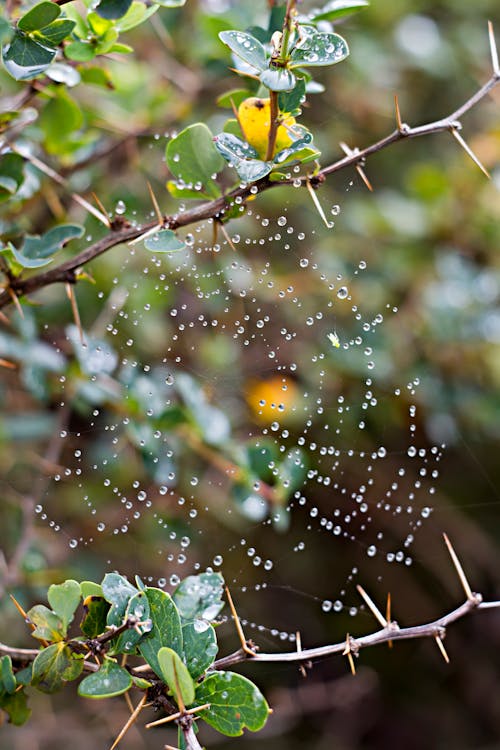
(144, 229, 186, 253)
(78, 659, 132, 699)
(157, 647, 195, 706)
(219, 30, 267, 72)
(195, 672, 269, 736)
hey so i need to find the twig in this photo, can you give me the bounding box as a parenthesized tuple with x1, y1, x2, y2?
(0, 43, 498, 312)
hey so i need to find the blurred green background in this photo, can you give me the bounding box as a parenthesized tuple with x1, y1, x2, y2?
(1, 0, 500, 748)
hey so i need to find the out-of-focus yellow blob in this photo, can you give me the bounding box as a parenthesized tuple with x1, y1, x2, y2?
(246, 376, 299, 423)
(238, 97, 296, 160)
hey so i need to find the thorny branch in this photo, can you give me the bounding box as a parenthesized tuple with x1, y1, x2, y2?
(0, 39, 498, 312)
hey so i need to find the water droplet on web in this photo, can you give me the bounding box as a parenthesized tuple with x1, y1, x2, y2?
(115, 200, 126, 215)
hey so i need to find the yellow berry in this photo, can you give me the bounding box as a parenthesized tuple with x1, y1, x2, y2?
(238, 97, 296, 160)
(245, 376, 299, 423)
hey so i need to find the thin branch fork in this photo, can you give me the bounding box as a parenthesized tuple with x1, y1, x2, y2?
(0, 34, 499, 312)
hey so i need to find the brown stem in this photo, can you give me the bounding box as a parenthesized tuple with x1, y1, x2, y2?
(265, 90, 280, 161)
(0, 69, 498, 312)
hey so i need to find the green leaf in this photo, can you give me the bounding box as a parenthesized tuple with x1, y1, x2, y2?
(64, 40, 96, 62)
(18, 2, 61, 32)
(39, 91, 83, 154)
(34, 19, 75, 46)
(278, 77, 306, 114)
(157, 647, 195, 706)
(166, 123, 224, 199)
(3, 31, 56, 80)
(182, 621, 218, 679)
(195, 672, 269, 736)
(27, 604, 65, 641)
(0, 153, 24, 202)
(80, 595, 109, 638)
(112, 590, 151, 654)
(166, 181, 212, 201)
(95, 0, 134, 20)
(219, 30, 267, 72)
(246, 439, 279, 483)
(0, 656, 17, 694)
(213, 132, 273, 181)
(79, 65, 114, 88)
(290, 31, 349, 68)
(275, 447, 308, 501)
(156, 0, 186, 6)
(78, 659, 132, 699)
(138, 588, 183, 678)
(32, 643, 83, 693)
(11, 224, 84, 269)
(173, 572, 224, 622)
(0, 17, 13, 46)
(115, 2, 160, 33)
(101, 572, 139, 627)
(259, 67, 296, 92)
(311, 0, 370, 23)
(144, 229, 186, 253)
(0, 689, 31, 726)
(216, 89, 253, 109)
(48, 579, 81, 630)
(80, 581, 104, 598)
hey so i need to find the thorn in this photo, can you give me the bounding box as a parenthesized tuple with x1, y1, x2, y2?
(0, 309, 10, 325)
(306, 180, 334, 229)
(340, 142, 373, 191)
(212, 219, 218, 250)
(66, 283, 85, 345)
(123, 688, 134, 714)
(9, 594, 31, 626)
(355, 163, 374, 192)
(434, 634, 450, 664)
(147, 181, 164, 225)
(14, 148, 110, 226)
(0, 358, 16, 369)
(145, 703, 210, 730)
(225, 586, 257, 656)
(443, 533, 474, 601)
(450, 126, 490, 179)
(8, 288, 24, 318)
(92, 193, 111, 227)
(488, 21, 500, 75)
(356, 584, 387, 628)
(386, 593, 393, 649)
(296, 631, 307, 677)
(394, 94, 403, 131)
(219, 222, 236, 252)
(343, 634, 356, 676)
(109, 694, 147, 750)
(128, 223, 163, 246)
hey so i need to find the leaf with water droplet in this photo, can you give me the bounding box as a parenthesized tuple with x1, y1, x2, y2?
(182, 621, 218, 679)
(101, 572, 139, 627)
(290, 31, 349, 68)
(111, 590, 151, 654)
(7, 224, 83, 269)
(173, 572, 224, 623)
(138, 588, 183, 679)
(219, 30, 267, 72)
(166, 123, 224, 199)
(77, 658, 131, 699)
(259, 67, 296, 92)
(26, 605, 65, 642)
(80, 595, 109, 638)
(144, 229, 186, 253)
(195, 672, 269, 736)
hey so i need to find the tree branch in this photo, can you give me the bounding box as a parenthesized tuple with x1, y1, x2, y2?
(0, 63, 498, 312)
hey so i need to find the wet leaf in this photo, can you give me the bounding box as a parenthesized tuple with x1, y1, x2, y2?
(77, 659, 131, 698)
(182, 621, 218, 679)
(144, 229, 186, 253)
(3, 31, 56, 81)
(259, 67, 296, 92)
(138, 588, 183, 678)
(101, 572, 139, 627)
(219, 30, 267, 72)
(10, 224, 83, 269)
(166, 123, 224, 199)
(290, 31, 349, 68)
(112, 590, 151, 654)
(173, 572, 224, 622)
(80, 596, 109, 638)
(195, 672, 269, 736)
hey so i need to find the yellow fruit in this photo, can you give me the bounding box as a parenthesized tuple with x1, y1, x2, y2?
(246, 376, 299, 423)
(238, 97, 296, 160)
